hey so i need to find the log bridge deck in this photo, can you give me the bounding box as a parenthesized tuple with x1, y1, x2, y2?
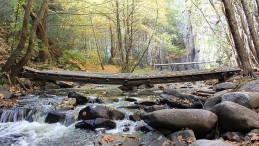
(20, 66, 241, 86)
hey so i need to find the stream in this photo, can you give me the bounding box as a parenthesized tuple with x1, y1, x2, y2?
(0, 82, 212, 146)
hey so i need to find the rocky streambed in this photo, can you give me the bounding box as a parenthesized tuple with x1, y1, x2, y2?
(0, 77, 259, 146)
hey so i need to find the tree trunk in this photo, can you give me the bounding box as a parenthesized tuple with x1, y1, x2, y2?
(241, 0, 259, 60)
(24, 4, 51, 62)
(116, 0, 124, 72)
(3, 0, 33, 73)
(222, 0, 253, 76)
(236, 2, 259, 63)
(11, 0, 49, 77)
(109, 22, 115, 64)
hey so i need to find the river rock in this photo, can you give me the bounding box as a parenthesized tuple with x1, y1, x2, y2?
(162, 88, 198, 101)
(141, 131, 171, 146)
(124, 97, 138, 102)
(45, 110, 66, 124)
(213, 82, 236, 91)
(75, 118, 116, 130)
(106, 88, 123, 96)
(78, 105, 124, 120)
(160, 94, 202, 109)
(94, 134, 140, 146)
(68, 91, 89, 105)
(204, 90, 230, 111)
(190, 139, 234, 146)
(222, 92, 259, 109)
(56, 81, 74, 88)
(135, 100, 158, 106)
(144, 105, 168, 112)
(212, 101, 259, 131)
(240, 80, 259, 92)
(167, 129, 196, 142)
(142, 109, 218, 135)
(129, 113, 141, 122)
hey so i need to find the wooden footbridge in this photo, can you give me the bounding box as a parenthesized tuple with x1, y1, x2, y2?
(20, 66, 241, 86)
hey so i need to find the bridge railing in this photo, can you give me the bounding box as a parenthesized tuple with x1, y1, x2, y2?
(153, 60, 222, 71)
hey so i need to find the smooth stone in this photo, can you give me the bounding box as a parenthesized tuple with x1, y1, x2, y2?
(213, 82, 236, 91)
(142, 109, 218, 135)
(212, 101, 259, 131)
(190, 139, 234, 146)
(221, 92, 259, 109)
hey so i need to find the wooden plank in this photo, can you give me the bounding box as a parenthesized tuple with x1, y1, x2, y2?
(20, 66, 241, 86)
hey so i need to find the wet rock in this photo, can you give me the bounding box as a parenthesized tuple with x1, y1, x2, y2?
(221, 92, 259, 109)
(160, 94, 201, 109)
(78, 105, 124, 120)
(144, 105, 168, 112)
(56, 81, 75, 88)
(212, 101, 259, 131)
(110, 108, 125, 120)
(75, 118, 116, 130)
(142, 109, 218, 135)
(190, 139, 234, 146)
(44, 82, 60, 90)
(213, 82, 236, 91)
(0, 90, 16, 99)
(129, 113, 141, 122)
(124, 97, 138, 102)
(106, 88, 123, 96)
(162, 88, 198, 101)
(45, 110, 66, 124)
(135, 100, 158, 106)
(204, 90, 230, 111)
(135, 123, 154, 133)
(141, 131, 171, 146)
(68, 91, 89, 105)
(240, 80, 259, 92)
(94, 134, 140, 146)
(137, 89, 155, 96)
(167, 129, 196, 142)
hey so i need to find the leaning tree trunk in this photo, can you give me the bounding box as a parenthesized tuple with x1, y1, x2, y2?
(241, 0, 259, 60)
(222, 0, 253, 76)
(11, 0, 48, 78)
(2, 0, 33, 73)
(24, 4, 51, 62)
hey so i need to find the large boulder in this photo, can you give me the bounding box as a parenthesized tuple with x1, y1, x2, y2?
(142, 109, 218, 135)
(68, 91, 89, 105)
(222, 92, 259, 109)
(212, 101, 259, 131)
(213, 82, 236, 91)
(75, 118, 116, 130)
(78, 105, 124, 120)
(240, 80, 259, 92)
(190, 140, 234, 146)
(204, 90, 230, 111)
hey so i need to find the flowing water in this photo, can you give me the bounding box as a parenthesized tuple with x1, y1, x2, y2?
(0, 91, 147, 146)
